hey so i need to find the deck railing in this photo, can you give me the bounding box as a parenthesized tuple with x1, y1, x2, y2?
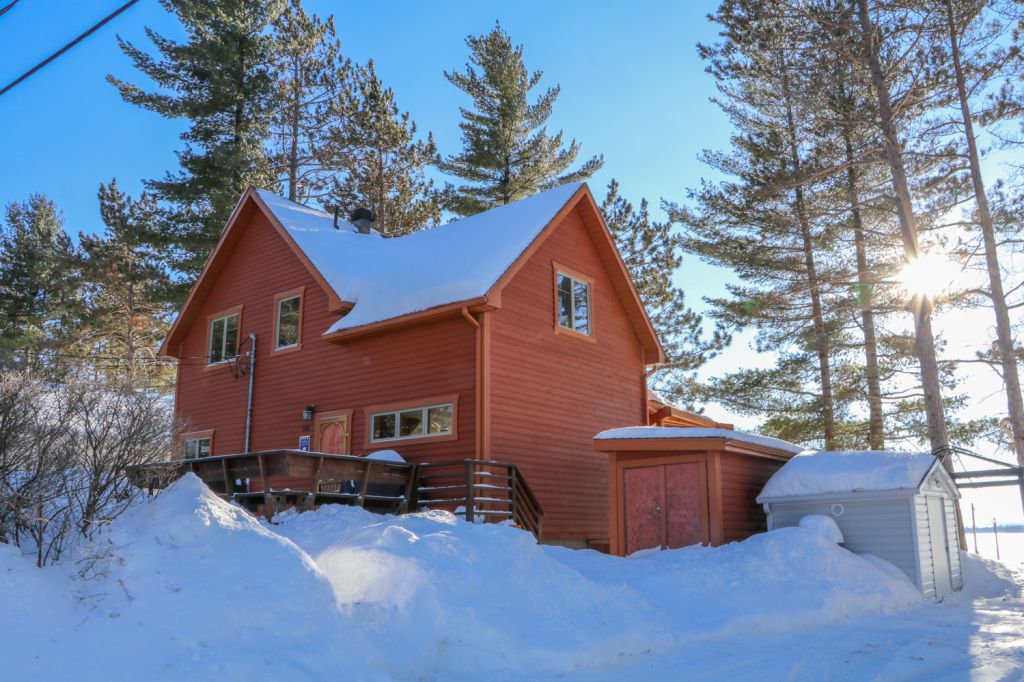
(413, 460, 543, 538)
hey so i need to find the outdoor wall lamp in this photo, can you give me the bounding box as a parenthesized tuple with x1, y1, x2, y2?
(302, 405, 315, 421)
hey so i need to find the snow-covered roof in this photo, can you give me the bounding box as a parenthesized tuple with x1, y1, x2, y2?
(258, 183, 583, 333)
(594, 426, 805, 454)
(758, 450, 940, 501)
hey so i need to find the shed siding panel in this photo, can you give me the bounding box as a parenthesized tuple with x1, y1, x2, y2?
(915, 497, 936, 598)
(769, 498, 918, 581)
(489, 206, 646, 543)
(174, 211, 477, 463)
(719, 453, 787, 542)
(945, 500, 963, 589)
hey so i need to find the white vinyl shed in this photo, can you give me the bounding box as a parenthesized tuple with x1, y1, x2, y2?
(757, 450, 962, 600)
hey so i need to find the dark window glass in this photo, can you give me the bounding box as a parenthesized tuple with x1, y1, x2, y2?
(209, 319, 225, 363)
(277, 296, 300, 348)
(209, 314, 239, 363)
(224, 315, 239, 359)
(399, 409, 423, 437)
(428, 405, 453, 434)
(372, 413, 396, 440)
(183, 438, 210, 460)
(557, 274, 573, 328)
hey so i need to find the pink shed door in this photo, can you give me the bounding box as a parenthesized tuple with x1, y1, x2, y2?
(624, 466, 665, 555)
(664, 462, 704, 548)
(624, 461, 707, 555)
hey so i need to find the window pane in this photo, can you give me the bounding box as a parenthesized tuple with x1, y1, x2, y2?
(573, 280, 590, 334)
(209, 318, 225, 363)
(372, 413, 395, 440)
(197, 438, 211, 458)
(182, 440, 196, 460)
(427, 405, 453, 434)
(399, 409, 423, 437)
(277, 296, 300, 348)
(557, 274, 573, 329)
(224, 314, 239, 359)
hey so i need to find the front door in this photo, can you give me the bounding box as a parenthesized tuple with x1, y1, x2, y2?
(315, 414, 350, 455)
(624, 461, 708, 555)
(927, 496, 952, 598)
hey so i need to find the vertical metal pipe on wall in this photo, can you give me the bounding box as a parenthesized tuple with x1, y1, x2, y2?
(244, 334, 256, 453)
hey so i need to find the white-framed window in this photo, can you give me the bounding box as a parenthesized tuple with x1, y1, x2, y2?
(556, 272, 591, 335)
(182, 437, 211, 460)
(208, 313, 239, 364)
(276, 295, 301, 349)
(370, 403, 453, 442)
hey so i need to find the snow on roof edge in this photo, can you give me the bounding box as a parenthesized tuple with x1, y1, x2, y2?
(757, 450, 942, 501)
(594, 426, 805, 454)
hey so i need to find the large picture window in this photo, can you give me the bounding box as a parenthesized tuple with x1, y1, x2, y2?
(276, 294, 301, 349)
(208, 312, 239, 364)
(370, 402, 454, 443)
(556, 271, 592, 335)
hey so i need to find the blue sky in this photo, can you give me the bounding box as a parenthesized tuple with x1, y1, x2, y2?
(2, 1, 1021, 522)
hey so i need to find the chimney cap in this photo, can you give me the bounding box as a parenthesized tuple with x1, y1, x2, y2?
(349, 207, 377, 234)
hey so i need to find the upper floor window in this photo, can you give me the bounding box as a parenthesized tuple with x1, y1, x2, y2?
(556, 271, 591, 336)
(182, 436, 211, 460)
(276, 294, 301, 349)
(370, 402, 454, 443)
(209, 312, 239, 364)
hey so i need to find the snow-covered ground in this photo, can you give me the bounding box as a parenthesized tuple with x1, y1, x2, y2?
(970, 531, 1024, 570)
(2, 474, 1022, 681)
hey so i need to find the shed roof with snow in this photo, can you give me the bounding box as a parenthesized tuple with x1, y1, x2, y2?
(595, 426, 805, 455)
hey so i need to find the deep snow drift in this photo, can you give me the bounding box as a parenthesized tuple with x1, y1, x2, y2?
(1, 474, 1021, 680)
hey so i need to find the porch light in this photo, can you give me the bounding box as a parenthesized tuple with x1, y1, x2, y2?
(302, 405, 315, 421)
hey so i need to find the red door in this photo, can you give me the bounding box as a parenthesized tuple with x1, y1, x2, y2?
(624, 466, 664, 555)
(624, 461, 707, 554)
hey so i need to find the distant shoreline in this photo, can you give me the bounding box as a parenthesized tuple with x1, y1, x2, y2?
(966, 526, 1024, 533)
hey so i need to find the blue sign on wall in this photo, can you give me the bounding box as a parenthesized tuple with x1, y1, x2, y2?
(298, 435, 311, 451)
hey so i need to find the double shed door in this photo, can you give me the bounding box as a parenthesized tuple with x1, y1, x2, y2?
(624, 458, 709, 555)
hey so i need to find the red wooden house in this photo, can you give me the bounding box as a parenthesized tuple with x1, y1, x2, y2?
(162, 182, 664, 549)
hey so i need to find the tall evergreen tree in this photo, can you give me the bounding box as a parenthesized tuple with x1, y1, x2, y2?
(109, 0, 285, 293)
(270, 0, 349, 203)
(441, 22, 603, 217)
(600, 180, 725, 404)
(327, 60, 442, 237)
(0, 195, 82, 370)
(77, 181, 175, 388)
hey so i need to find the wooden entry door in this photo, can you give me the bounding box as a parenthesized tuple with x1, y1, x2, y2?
(624, 461, 707, 555)
(315, 412, 351, 454)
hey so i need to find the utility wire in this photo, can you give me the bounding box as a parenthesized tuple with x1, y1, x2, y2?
(0, 0, 139, 98)
(0, 0, 22, 19)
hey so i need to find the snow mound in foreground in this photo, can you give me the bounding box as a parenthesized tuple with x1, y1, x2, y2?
(799, 514, 845, 544)
(958, 551, 1022, 600)
(1, 478, 961, 680)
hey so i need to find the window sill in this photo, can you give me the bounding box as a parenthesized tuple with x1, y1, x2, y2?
(273, 343, 302, 355)
(554, 324, 596, 343)
(203, 359, 235, 372)
(367, 432, 458, 447)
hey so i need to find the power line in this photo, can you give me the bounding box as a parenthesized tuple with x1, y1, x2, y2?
(0, 1, 22, 19)
(0, 0, 140, 98)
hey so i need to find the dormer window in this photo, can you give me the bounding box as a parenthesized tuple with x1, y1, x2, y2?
(208, 311, 240, 364)
(555, 268, 592, 336)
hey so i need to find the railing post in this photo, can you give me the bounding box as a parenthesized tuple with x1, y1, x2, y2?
(465, 460, 475, 523)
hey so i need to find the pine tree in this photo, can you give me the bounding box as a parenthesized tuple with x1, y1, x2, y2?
(599, 180, 725, 404)
(270, 0, 349, 203)
(77, 181, 175, 388)
(109, 0, 285, 292)
(0, 195, 82, 370)
(327, 60, 442, 237)
(441, 22, 603, 216)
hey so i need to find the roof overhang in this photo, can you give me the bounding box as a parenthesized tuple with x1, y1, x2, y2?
(593, 435, 795, 461)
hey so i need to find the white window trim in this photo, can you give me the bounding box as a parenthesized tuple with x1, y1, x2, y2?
(208, 312, 240, 365)
(369, 402, 454, 443)
(275, 294, 301, 350)
(557, 272, 592, 335)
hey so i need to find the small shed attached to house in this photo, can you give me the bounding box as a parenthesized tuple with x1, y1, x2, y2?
(594, 426, 804, 556)
(757, 450, 963, 600)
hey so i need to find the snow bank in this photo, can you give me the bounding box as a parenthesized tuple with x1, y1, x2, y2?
(800, 514, 844, 544)
(759, 450, 938, 499)
(957, 551, 1021, 600)
(594, 426, 804, 453)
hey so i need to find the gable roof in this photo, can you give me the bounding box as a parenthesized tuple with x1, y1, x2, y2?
(756, 450, 949, 501)
(162, 183, 665, 363)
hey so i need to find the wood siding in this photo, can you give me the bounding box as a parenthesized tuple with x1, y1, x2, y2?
(488, 206, 646, 544)
(174, 210, 478, 463)
(719, 452, 786, 543)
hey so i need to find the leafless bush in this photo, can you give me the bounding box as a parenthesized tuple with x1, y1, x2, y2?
(0, 370, 174, 566)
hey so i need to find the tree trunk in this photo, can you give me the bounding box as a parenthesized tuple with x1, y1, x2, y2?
(781, 61, 837, 449)
(288, 60, 301, 201)
(945, 0, 1024, 511)
(841, 124, 885, 449)
(854, 0, 950, 455)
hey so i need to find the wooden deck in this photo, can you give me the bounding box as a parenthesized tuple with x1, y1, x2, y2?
(130, 450, 543, 538)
